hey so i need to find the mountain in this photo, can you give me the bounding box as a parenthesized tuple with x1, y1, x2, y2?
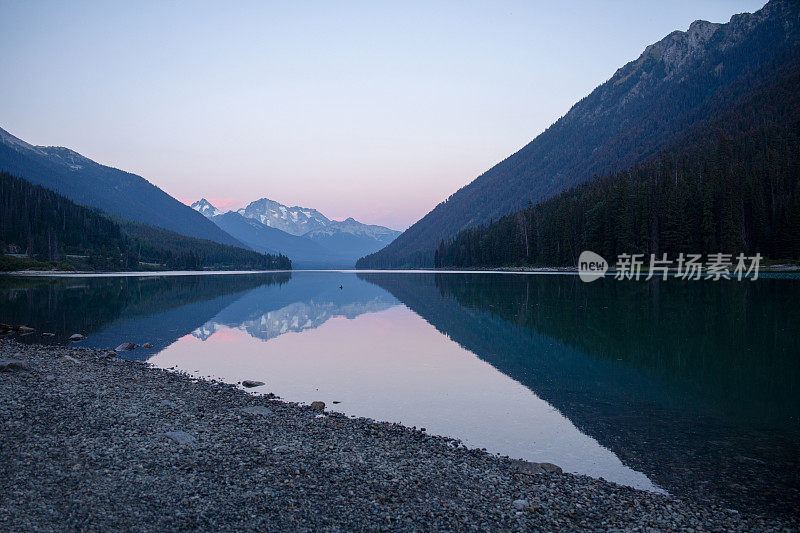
(211, 211, 334, 262)
(191, 198, 222, 218)
(358, 0, 800, 268)
(304, 217, 401, 259)
(434, 51, 800, 267)
(238, 198, 329, 235)
(193, 197, 400, 267)
(0, 127, 243, 247)
(191, 199, 337, 267)
(237, 198, 400, 250)
(0, 172, 291, 271)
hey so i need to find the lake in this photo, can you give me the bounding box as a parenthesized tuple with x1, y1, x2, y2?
(1, 270, 798, 517)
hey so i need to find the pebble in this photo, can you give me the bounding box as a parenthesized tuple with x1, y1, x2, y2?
(242, 406, 273, 416)
(512, 499, 530, 510)
(242, 380, 265, 388)
(163, 431, 196, 445)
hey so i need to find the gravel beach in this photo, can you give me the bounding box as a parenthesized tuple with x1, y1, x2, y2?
(1, 339, 796, 531)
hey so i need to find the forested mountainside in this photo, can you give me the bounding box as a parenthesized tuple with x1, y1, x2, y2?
(0, 127, 243, 247)
(434, 52, 800, 268)
(358, 0, 800, 268)
(0, 172, 290, 271)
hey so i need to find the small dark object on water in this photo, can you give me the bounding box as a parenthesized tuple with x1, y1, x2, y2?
(42, 333, 56, 338)
(339, 285, 343, 290)
(332, 401, 341, 404)
(242, 380, 265, 388)
(142, 342, 153, 349)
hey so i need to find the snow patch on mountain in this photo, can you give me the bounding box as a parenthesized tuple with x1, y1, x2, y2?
(190, 198, 222, 218)
(237, 197, 400, 240)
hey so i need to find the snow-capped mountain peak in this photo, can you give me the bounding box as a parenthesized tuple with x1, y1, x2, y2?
(187, 194, 401, 265)
(237, 197, 332, 236)
(236, 197, 400, 242)
(190, 198, 222, 218)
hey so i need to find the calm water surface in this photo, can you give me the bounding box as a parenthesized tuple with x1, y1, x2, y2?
(1, 271, 798, 516)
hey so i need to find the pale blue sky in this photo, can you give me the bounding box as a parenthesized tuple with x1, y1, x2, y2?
(0, 1, 766, 229)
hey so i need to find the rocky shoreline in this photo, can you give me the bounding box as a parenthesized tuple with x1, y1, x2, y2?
(1, 339, 795, 531)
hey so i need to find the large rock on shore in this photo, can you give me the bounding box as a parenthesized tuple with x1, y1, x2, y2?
(0, 358, 29, 372)
(509, 459, 563, 475)
(115, 343, 137, 352)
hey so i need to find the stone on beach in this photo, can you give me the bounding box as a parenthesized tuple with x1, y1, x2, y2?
(68, 334, 85, 342)
(242, 406, 273, 416)
(115, 342, 137, 352)
(512, 499, 530, 510)
(163, 431, 196, 445)
(509, 459, 563, 475)
(0, 358, 29, 372)
(241, 380, 265, 388)
(310, 401, 326, 412)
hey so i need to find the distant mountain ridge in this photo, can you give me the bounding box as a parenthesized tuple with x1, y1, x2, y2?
(358, 0, 800, 268)
(237, 197, 400, 242)
(0, 127, 244, 248)
(192, 198, 400, 267)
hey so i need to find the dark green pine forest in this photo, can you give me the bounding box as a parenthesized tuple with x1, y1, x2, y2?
(0, 172, 291, 271)
(435, 54, 800, 269)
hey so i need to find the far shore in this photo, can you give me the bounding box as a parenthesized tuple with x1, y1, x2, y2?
(4, 263, 799, 277)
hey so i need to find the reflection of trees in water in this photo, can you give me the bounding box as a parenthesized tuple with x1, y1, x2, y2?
(359, 272, 800, 518)
(432, 273, 799, 425)
(0, 273, 291, 341)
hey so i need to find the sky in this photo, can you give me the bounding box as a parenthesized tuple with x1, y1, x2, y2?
(0, 1, 766, 230)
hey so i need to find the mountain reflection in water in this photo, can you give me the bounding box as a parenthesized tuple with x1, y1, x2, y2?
(0, 271, 797, 517)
